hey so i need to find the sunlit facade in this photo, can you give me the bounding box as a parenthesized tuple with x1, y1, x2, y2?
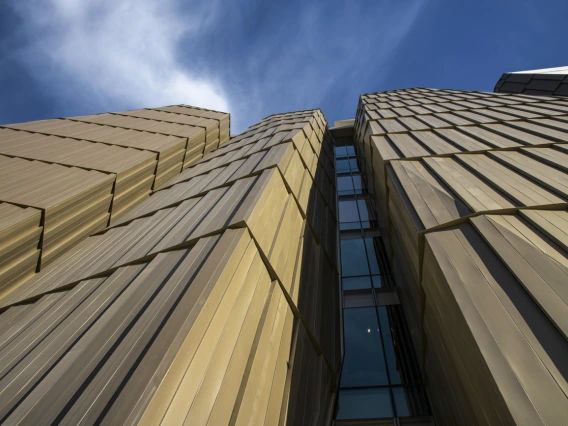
(0, 75, 567, 425)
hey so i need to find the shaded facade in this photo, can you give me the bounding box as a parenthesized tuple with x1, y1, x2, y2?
(495, 66, 568, 97)
(0, 78, 568, 425)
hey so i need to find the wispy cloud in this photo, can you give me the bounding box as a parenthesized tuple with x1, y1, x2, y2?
(5, 0, 428, 132)
(230, 0, 427, 128)
(10, 0, 230, 113)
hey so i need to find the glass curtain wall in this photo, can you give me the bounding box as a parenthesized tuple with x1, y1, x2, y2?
(334, 136, 433, 425)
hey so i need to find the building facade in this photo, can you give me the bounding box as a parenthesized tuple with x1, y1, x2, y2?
(495, 66, 568, 97)
(0, 108, 341, 425)
(0, 75, 567, 425)
(352, 86, 568, 425)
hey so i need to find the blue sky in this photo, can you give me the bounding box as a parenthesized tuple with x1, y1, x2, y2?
(1, 0, 567, 133)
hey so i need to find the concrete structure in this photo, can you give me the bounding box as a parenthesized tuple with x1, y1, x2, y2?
(0, 78, 568, 425)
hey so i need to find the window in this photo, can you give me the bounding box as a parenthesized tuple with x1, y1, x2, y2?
(334, 139, 431, 421)
(349, 158, 359, 172)
(392, 387, 411, 417)
(336, 388, 393, 420)
(337, 176, 354, 194)
(338, 306, 427, 420)
(336, 159, 351, 173)
(352, 175, 363, 193)
(335, 146, 348, 158)
(335, 145, 360, 173)
(342, 276, 372, 291)
(337, 175, 363, 196)
(341, 308, 389, 387)
(340, 237, 383, 289)
(338, 200, 373, 230)
(392, 386, 431, 417)
(378, 307, 402, 385)
(335, 145, 355, 159)
(365, 238, 381, 274)
(340, 239, 369, 277)
(342, 275, 382, 291)
(339, 200, 360, 224)
(358, 200, 370, 227)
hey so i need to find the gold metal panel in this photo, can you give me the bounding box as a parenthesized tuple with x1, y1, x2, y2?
(356, 88, 568, 424)
(0, 108, 338, 425)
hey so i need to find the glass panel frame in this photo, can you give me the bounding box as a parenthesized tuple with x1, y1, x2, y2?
(340, 307, 390, 388)
(340, 239, 370, 277)
(334, 139, 431, 421)
(335, 146, 348, 158)
(342, 276, 372, 291)
(339, 200, 360, 224)
(337, 388, 394, 420)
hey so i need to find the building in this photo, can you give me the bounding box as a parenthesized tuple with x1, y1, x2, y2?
(0, 72, 567, 425)
(495, 65, 568, 97)
(349, 85, 568, 425)
(0, 107, 340, 425)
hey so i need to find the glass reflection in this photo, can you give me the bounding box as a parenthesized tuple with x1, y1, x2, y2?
(378, 307, 402, 385)
(341, 308, 389, 387)
(352, 175, 363, 193)
(337, 176, 354, 194)
(337, 388, 393, 419)
(342, 276, 372, 290)
(349, 158, 359, 171)
(392, 387, 410, 417)
(335, 138, 430, 421)
(339, 200, 360, 223)
(335, 146, 348, 158)
(365, 238, 381, 275)
(336, 159, 350, 173)
(372, 275, 382, 288)
(340, 239, 369, 277)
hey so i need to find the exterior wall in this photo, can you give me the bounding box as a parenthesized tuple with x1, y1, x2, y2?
(495, 67, 568, 97)
(0, 105, 229, 298)
(355, 87, 568, 425)
(3, 80, 568, 425)
(0, 110, 340, 425)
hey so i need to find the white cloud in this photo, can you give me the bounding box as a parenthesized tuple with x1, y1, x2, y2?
(8, 0, 429, 133)
(234, 0, 427, 128)
(11, 0, 230, 113)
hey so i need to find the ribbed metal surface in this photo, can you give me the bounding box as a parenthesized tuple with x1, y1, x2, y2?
(0, 105, 230, 297)
(0, 203, 42, 298)
(355, 87, 568, 425)
(0, 109, 339, 425)
(495, 71, 568, 97)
